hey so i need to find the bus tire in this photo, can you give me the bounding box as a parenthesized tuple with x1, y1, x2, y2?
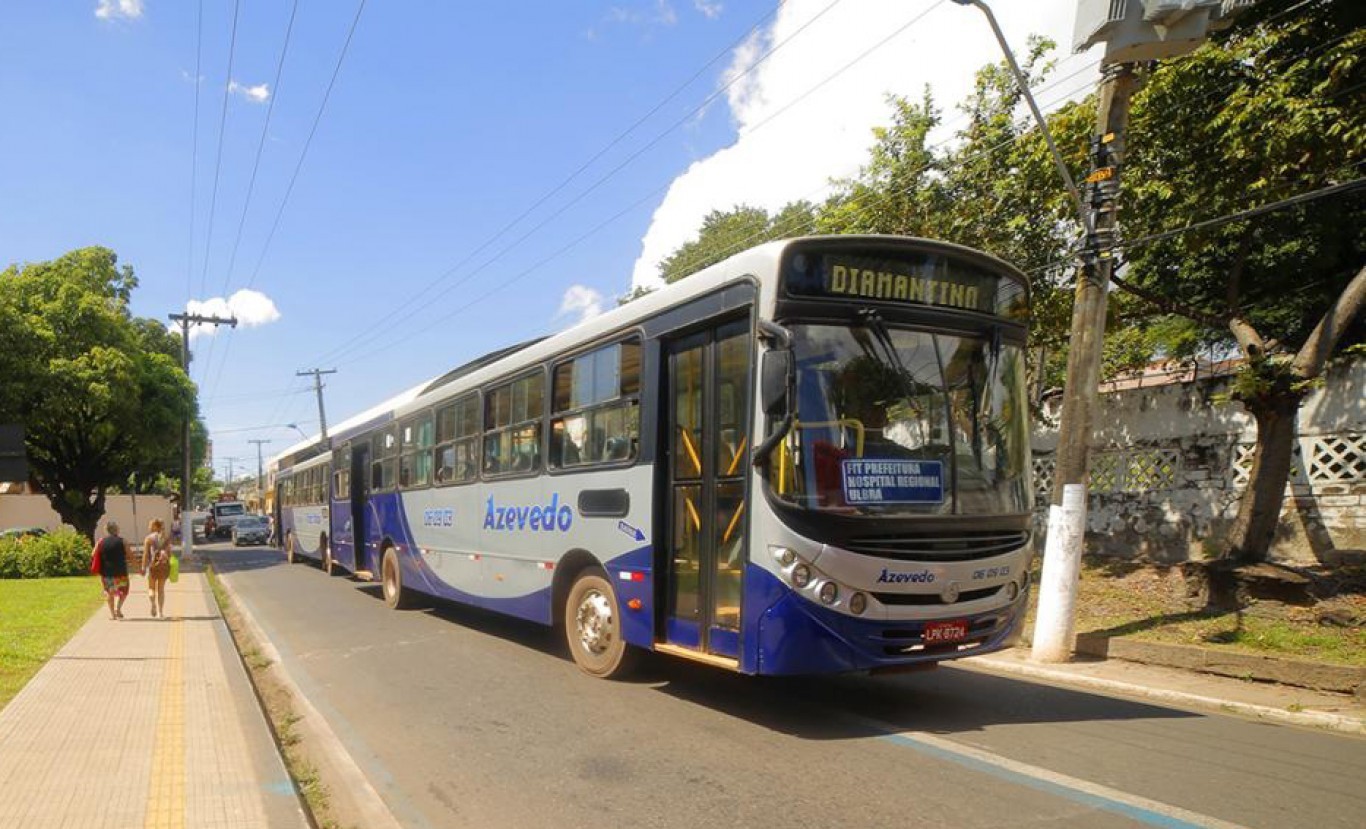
(321, 536, 335, 576)
(381, 547, 409, 610)
(564, 568, 635, 679)
(285, 531, 296, 564)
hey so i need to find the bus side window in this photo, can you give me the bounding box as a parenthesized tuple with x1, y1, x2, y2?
(550, 338, 640, 470)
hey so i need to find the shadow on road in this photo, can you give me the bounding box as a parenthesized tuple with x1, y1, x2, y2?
(196, 542, 1202, 741)
(639, 656, 1201, 740)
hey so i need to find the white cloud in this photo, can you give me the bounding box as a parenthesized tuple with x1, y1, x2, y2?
(556, 285, 606, 327)
(178, 290, 282, 341)
(228, 80, 271, 104)
(694, 1, 723, 20)
(630, 0, 1097, 289)
(95, 0, 143, 20)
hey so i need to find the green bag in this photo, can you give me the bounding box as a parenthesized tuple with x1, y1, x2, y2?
(168, 554, 180, 583)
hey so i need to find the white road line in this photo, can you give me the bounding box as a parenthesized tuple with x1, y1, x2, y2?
(860, 719, 1249, 829)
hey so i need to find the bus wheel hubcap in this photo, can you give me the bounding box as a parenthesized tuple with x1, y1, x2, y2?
(576, 590, 613, 655)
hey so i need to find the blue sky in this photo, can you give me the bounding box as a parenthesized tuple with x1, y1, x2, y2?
(1, 1, 1090, 481)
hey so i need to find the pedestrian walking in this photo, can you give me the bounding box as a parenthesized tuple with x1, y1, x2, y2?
(142, 518, 173, 618)
(90, 521, 130, 620)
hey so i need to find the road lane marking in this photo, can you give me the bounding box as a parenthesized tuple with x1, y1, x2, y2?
(145, 620, 185, 829)
(868, 723, 1248, 829)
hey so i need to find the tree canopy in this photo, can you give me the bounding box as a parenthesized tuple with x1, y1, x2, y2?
(0, 247, 200, 538)
(655, 0, 1364, 562)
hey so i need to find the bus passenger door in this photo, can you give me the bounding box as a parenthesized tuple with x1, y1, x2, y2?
(663, 318, 751, 660)
(332, 445, 352, 564)
(350, 442, 371, 575)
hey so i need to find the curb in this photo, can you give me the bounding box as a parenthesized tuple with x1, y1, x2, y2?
(1075, 633, 1366, 699)
(962, 653, 1366, 737)
(213, 569, 405, 829)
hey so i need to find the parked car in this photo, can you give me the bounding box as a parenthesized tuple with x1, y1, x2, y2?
(231, 515, 271, 547)
(0, 526, 47, 541)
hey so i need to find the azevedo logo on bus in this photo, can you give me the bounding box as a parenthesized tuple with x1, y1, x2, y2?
(483, 493, 573, 533)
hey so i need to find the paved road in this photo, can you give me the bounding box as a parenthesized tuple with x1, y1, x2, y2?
(200, 543, 1366, 829)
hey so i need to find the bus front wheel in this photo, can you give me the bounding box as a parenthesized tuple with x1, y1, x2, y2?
(564, 568, 635, 679)
(321, 536, 334, 576)
(284, 532, 296, 564)
(381, 547, 409, 609)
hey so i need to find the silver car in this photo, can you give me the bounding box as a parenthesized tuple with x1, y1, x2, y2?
(231, 516, 271, 547)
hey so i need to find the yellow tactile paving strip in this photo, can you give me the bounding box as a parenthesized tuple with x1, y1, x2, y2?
(0, 572, 305, 829)
(145, 620, 185, 829)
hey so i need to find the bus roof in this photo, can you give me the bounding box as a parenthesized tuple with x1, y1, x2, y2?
(270, 235, 1029, 454)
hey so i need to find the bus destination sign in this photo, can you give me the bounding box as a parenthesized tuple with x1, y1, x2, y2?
(783, 250, 1026, 318)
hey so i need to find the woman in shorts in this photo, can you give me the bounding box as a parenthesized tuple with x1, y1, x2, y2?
(142, 518, 173, 618)
(93, 521, 131, 620)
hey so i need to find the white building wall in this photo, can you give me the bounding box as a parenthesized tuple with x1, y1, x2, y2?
(1031, 358, 1366, 563)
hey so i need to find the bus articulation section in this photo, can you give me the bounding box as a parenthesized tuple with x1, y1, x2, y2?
(271, 235, 1034, 678)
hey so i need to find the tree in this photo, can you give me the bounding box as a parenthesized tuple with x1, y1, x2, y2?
(0, 247, 199, 539)
(657, 202, 816, 283)
(1115, 0, 1365, 562)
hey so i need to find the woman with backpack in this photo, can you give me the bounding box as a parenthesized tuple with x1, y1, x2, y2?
(142, 518, 173, 618)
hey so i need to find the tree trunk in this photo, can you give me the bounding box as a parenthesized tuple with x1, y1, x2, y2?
(1223, 392, 1303, 564)
(40, 483, 105, 542)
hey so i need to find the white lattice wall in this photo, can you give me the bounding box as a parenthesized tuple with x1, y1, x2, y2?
(1232, 433, 1366, 487)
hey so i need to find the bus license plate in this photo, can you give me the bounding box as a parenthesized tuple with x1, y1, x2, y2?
(923, 620, 968, 644)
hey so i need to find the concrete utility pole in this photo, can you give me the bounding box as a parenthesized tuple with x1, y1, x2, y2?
(221, 457, 241, 487)
(169, 312, 237, 558)
(296, 368, 337, 442)
(249, 439, 271, 514)
(1032, 62, 1139, 662)
(1029, 0, 1253, 662)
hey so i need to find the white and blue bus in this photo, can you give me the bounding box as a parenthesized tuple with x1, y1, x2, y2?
(272, 235, 1033, 678)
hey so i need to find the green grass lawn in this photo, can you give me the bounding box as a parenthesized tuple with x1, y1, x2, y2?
(0, 577, 104, 710)
(1024, 559, 1366, 667)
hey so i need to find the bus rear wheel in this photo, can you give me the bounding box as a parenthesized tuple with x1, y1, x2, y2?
(564, 568, 635, 679)
(284, 532, 296, 564)
(322, 538, 334, 576)
(381, 547, 409, 609)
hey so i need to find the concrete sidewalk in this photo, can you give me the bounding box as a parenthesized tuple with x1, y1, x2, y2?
(0, 572, 307, 829)
(964, 646, 1366, 736)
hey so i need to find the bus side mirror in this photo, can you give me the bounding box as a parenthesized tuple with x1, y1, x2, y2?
(761, 350, 791, 417)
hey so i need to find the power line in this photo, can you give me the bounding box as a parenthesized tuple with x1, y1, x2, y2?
(1116, 176, 1366, 254)
(221, 0, 301, 293)
(196, 0, 242, 300)
(185, 0, 204, 306)
(305, 0, 798, 366)
(201, 0, 303, 405)
(314, 0, 945, 367)
(242, 0, 369, 292)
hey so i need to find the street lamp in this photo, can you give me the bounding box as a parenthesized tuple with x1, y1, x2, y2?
(283, 423, 310, 441)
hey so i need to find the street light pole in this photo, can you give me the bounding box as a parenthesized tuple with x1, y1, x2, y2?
(249, 439, 271, 514)
(168, 311, 236, 558)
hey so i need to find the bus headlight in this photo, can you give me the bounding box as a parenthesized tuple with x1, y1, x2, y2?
(849, 592, 867, 615)
(791, 564, 812, 588)
(772, 547, 796, 567)
(1005, 580, 1019, 601)
(819, 581, 838, 605)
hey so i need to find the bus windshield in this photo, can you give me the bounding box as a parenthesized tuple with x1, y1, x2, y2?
(771, 322, 1030, 516)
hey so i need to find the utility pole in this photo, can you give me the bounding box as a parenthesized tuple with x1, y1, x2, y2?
(954, 1, 1252, 661)
(221, 457, 241, 487)
(249, 438, 271, 514)
(1032, 62, 1139, 662)
(1029, 0, 1251, 662)
(169, 311, 237, 558)
(296, 368, 337, 442)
